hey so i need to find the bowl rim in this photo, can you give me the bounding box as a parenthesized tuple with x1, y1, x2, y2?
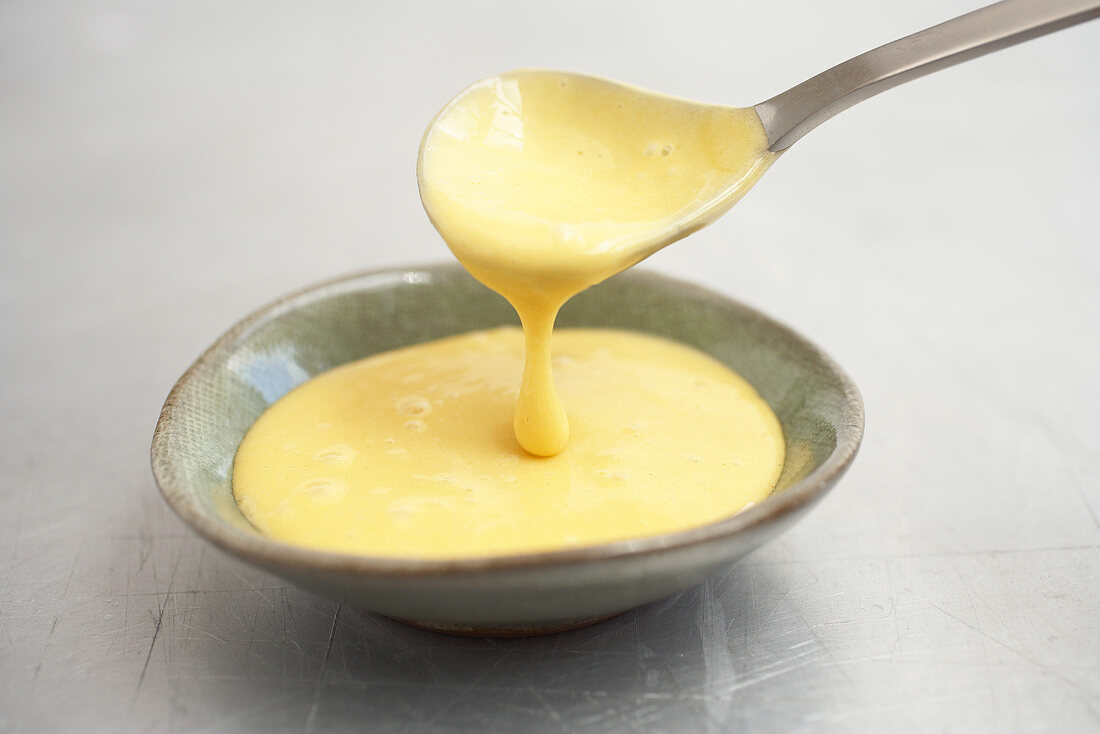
(151, 263, 864, 577)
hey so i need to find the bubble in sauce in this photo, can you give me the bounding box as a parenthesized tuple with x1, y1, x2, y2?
(294, 478, 347, 503)
(395, 395, 432, 417)
(404, 419, 428, 433)
(315, 444, 355, 466)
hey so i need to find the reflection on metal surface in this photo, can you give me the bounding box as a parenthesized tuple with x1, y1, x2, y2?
(13, 516, 1098, 731)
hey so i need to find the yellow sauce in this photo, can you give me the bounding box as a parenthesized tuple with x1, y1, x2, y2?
(233, 328, 784, 558)
(418, 70, 776, 455)
(232, 69, 787, 558)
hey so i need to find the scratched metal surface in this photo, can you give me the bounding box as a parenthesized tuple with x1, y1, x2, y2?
(2, 0, 1098, 731)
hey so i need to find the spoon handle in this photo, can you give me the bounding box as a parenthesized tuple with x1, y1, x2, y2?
(755, 0, 1100, 151)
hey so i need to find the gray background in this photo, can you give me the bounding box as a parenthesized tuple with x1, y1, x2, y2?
(2, 0, 1098, 731)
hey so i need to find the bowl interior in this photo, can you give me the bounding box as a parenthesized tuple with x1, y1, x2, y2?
(155, 265, 860, 553)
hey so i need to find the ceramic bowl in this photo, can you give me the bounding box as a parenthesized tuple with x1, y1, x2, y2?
(151, 264, 863, 635)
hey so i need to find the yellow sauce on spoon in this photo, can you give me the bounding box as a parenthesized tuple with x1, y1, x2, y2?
(232, 69, 787, 559)
(418, 70, 776, 455)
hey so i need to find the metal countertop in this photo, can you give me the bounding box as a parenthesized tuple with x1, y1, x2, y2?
(2, 1, 1097, 731)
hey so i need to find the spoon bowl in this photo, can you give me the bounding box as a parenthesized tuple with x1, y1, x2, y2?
(417, 70, 776, 306)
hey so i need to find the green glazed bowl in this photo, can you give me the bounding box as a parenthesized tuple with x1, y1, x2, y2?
(151, 264, 863, 635)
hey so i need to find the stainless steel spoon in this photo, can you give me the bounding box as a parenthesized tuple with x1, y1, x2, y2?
(420, 0, 1100, 271)
(756, 0, 1099, 151)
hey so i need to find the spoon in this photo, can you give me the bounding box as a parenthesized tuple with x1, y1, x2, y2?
(417, 0, 1098, 456)
(757, 0, 1099, 151)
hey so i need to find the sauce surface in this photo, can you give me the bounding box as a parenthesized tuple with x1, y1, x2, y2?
(418, 70, 775, 455)
(233, 328, 784, 558)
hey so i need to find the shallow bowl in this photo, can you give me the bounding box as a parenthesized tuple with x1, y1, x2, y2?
(151, 264, 863, 635)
